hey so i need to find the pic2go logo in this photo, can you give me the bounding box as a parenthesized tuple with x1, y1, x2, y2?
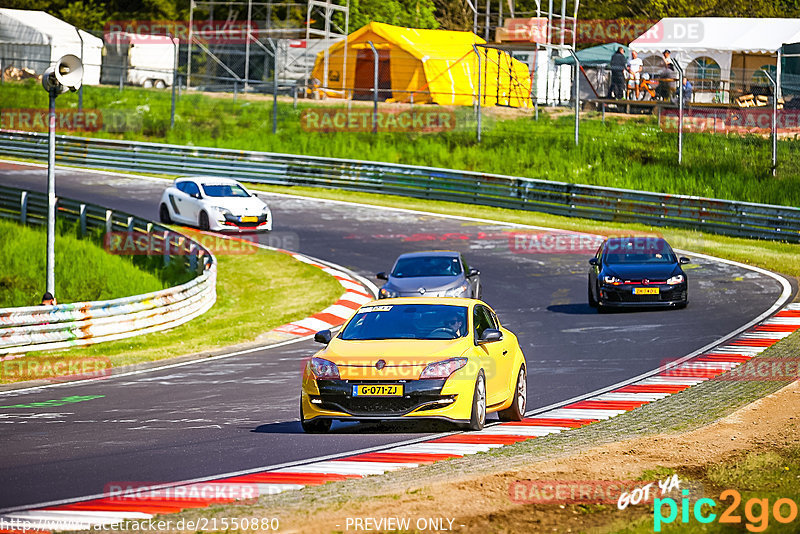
(654, 489, 799, 532)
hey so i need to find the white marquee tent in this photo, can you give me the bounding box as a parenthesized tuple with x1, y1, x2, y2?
(0, 8, 102, 85)
(630, 18, 800, 102)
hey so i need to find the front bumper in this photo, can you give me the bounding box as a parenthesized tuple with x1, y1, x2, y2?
(211, 212, 272, 232)
(302, 378, 473, 422)
(599, 283, 687, 307)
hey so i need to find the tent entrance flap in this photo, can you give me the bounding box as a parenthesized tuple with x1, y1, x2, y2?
(354, 48, 391, 101)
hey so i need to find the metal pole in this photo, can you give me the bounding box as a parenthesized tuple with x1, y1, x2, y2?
(474, 45, 482, 142)
(245, 0, 253, 92)
(674, 61, 685, 165)
(271, 39, 278, 134)
(567, 48, 579, 146)
(776, 48, 782, 101)
(76, 29, 84, 112)
(763, 70, 778, 176)
(485, 0, 490, 41)
(171, 34, 178, 129)
(46, 88, 57, 297)
(187, 0, 194, 89)
(367, 41, 378, 134)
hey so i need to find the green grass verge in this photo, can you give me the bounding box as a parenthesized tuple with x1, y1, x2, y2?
(2, 80, 799, 207)
(0, 219, 171, 307)
(1, 248, 344, 384)
(249, 184, 800, 277)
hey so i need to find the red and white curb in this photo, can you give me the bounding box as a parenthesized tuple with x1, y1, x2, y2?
(3, 303, 798, 532)
(271, 252, 374, 337)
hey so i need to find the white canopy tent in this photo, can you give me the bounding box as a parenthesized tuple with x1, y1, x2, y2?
(630, 18, 800, 102)
(0, 8, 102, 85)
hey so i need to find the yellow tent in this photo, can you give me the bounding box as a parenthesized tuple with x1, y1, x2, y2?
(311, 22, 531, 107)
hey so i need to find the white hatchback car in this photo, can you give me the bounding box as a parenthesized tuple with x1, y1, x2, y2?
(159, 177, 272, 232)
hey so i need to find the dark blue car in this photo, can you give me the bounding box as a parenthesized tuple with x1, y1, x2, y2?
(588, 237, 690, 311)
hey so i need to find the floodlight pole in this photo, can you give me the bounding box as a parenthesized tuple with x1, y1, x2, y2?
(473, 45, 482, 143)
(46, 88, 57, 296)
(674, 61, 685, 165)
(367, 41, 378, 134)
(763, 69, 778, 177)
(567, 48, 579, 146)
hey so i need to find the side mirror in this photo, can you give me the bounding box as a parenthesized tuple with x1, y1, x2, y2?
(589, 258, 599, 266)
(192, 192, 202, 199)
(376, 272, 388, 281)
(679, 257, 691, 264)
(314, 329, 332, 344)
(467, 268, 480, 278)
(477, 328, 503, 344)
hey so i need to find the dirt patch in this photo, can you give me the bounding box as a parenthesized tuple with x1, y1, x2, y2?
(274, 380, 800, 533)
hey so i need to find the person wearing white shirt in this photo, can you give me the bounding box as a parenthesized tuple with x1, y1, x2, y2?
(627, 50, 643, 99)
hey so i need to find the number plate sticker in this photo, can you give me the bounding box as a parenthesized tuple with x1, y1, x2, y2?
(634, 287, 660, 295)
(240, 216, 258, 223)
(352, 384, 403, 397)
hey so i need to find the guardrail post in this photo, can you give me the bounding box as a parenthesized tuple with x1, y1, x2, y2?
(20, 191, 27, 224)
(105, 209, 113, 236)
(79, 204, 87, 237)
(126, 216, 134, 233)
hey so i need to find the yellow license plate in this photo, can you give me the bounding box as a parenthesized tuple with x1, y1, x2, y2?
(240, 216, 258, 223)
(353, 384, 403, 397)
(634, 287, 660, 295)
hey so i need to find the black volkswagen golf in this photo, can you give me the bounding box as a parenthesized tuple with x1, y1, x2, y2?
(588, 237, 690, 310)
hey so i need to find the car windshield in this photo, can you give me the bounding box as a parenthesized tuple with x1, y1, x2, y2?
(603, 239, 676, 264)
(390, 256, 462, 278)
(201, 184, 250, 197)
(339, 304, 469, 340)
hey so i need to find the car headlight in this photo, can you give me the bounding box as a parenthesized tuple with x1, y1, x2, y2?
(603, 275, 622, 285)
(212, 206, 232, 219)
(667, 274, 685, 285)
(420, 358, 468, 379)
(379, 288, 399, 299)
(309, 357, 340, 379)
(444, 284, 469, 297)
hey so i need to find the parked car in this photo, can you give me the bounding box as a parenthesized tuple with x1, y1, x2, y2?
(300, 298, 527, 432)
(159, 177, 272, 232)
(376, 251, 481, 299)
(588, 237, 689, 310)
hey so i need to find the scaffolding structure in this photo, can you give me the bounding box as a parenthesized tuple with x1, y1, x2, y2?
(471, 0, 580, 105)
(186, 0, 348, 90)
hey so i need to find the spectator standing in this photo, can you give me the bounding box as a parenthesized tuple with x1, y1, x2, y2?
(683, 78, 693, 105)
(658, 49, 677, 101)
(609, 46, 627, 100)
(627, 50, 643, 99)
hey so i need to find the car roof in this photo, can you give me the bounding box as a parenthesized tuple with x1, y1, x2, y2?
(394, 251, 461, 260)
(175, 176, 240, 186)
(359, 297, 480, 307)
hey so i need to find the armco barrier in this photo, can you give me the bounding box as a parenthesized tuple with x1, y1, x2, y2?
(0, 130, 799, 242)
(0, 185, 216, 356)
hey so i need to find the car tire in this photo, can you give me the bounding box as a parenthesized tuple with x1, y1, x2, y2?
(588, 281, 598, 308)
(199, 211, 210, 231)
(498, 365, 526, 422)
(159, 204, 172, 224)
(465, 371, 486, 431)
(143, 79, 154, 88)
(154, 80, 166, 89)
(300, 399, 332, 433)
(676, 301, 688, 309)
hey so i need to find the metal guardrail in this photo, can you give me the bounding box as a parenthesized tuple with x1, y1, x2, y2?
(0, 184, 217, 355)
(0, 130, 799, 242)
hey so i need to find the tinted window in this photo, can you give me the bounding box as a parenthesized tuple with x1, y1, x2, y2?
(178, 181, 200, 196)
(473, 305, 494, 339)
(603, 238, 676, 264)
(340, 304, 468, 341)
(390, 256, 463, 278)
(202, 184, 250, 197)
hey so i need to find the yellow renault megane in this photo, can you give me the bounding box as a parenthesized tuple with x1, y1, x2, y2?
(300, 297, 527, 433)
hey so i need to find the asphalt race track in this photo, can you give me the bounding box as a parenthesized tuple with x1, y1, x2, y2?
(0, 161, 791, 510)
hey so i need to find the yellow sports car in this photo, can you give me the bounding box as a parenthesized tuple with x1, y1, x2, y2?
(300, 297, 527, 432)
